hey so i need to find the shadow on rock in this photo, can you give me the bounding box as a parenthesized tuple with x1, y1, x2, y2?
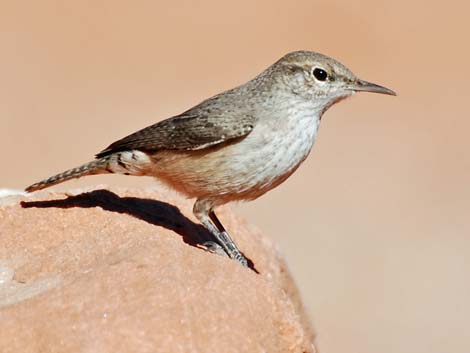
(21, 189, 257, 271)
(20, 189, 210, 247)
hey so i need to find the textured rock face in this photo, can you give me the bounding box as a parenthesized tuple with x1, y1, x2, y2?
(0, 187, 316, 353)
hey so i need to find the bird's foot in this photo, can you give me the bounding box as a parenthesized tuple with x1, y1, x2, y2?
(232, 252, 248, 267)
(202, 240, 248, 267)
(202, 241, 228, 257)
(218, 231, 248, 267)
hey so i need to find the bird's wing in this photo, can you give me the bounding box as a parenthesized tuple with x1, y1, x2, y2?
(96, 108, 255, 158)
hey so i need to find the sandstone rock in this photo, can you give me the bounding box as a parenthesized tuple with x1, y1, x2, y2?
(0, 187, 315, 353)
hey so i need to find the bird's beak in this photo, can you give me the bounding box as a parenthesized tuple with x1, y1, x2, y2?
(350, 79, 396, 96)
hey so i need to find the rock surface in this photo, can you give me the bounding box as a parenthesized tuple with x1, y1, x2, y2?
(0, 187, 316, 353)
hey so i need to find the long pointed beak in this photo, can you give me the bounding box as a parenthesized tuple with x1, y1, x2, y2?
(351, 79, 396, 96)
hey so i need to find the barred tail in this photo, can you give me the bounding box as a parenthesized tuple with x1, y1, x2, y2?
(25, 157, 111, 193)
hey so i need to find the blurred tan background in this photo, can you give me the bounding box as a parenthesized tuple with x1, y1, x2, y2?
(1, 1, 469, 352)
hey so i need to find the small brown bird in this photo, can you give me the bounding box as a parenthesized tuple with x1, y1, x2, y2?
(26, 51, 395, 267)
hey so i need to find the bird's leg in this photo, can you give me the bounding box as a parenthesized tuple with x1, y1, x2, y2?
(193, 199, 248, 267)
(209, 210, 248, 266)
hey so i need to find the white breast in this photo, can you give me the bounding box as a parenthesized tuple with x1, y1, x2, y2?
(243, 105, 321, 191)
(220, 100, 320, 199)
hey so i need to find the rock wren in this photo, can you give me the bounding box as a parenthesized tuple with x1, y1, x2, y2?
(25, 51, 395, 267)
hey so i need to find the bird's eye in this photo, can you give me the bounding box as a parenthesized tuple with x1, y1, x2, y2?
(312, 68, 328, 81)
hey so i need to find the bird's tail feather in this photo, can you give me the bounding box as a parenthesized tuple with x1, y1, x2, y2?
(25, 157, 111, 192)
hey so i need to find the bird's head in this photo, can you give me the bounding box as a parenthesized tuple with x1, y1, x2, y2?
(268, 51, 395, 111)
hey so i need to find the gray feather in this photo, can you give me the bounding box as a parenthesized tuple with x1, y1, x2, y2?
(25, 157, 111, 192)
(96, 93, 256, 158)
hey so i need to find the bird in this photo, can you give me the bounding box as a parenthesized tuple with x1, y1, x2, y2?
(25, 50, 395, 267)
